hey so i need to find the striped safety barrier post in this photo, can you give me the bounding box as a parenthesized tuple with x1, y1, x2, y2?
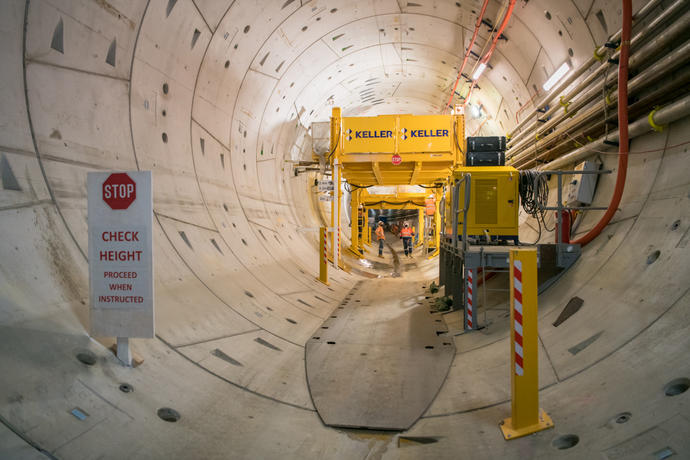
(318, 226, 328, 285)
(513, 260, 524, 376)
(465, 268, 476, 330)
(500, 248, 553, 440)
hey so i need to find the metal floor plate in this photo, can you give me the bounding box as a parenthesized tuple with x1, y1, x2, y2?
(306, 279, 455, 430)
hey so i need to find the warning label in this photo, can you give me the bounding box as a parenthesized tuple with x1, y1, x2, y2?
(91, 226, 150, 309)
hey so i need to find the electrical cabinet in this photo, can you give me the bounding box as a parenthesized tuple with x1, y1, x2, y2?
(566, 161, 599, 206)
(453, 166, 519, 237)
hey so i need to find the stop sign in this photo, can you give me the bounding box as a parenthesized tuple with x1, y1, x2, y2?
(392, 154, 402, 165)
(102, 173, 136, 210)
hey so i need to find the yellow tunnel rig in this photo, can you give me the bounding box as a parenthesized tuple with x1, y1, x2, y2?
(327, 107, 465, 263)
(348, 188, 443, 258)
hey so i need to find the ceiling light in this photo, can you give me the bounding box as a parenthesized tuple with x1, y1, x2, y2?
(542, 62, 570, 91)
(472, 62, 486, 80)
(469, 103, 481, 119)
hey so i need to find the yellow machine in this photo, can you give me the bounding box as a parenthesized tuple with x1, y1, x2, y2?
(453, 166, 519, 238)
(330, 108, 465, 186)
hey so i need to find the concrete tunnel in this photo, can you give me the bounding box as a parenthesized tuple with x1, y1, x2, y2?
(1, 0, 689, 458)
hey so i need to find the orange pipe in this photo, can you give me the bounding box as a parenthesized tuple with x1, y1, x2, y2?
(464, 0, 516, 108)
(444, 0, 490, 113)
(571, 0, 631, 246)
(481, 0, 516, 65)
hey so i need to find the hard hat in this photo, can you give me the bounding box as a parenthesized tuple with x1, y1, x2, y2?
(378, 221, 383, 226)
(404, 222, 409, 227)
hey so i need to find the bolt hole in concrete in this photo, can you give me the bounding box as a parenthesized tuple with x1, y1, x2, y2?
(614, 412, 631, 424)
(647, 250, 661, 264)
(162, 132, 168, 143)
(313, 336, 320, 340)
(664, 377, 690, 396)
(671, 219, 681, 230)
(224, 60, 229, 68)
(552, 434, 579, 450)
(157, 407, 180, 422)
(76, 351, 96, 366)
(119, 383, 134, 393)
(327, 341, 336, 345)
(162, 82, 169, 94)
(425, 346, 434, 350)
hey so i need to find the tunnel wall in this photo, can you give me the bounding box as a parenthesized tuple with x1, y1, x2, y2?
(1, 0, 689, 458)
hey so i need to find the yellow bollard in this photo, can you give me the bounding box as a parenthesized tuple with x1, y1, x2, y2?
(318, 227, 329, 285)
(500, 248, 553, 440)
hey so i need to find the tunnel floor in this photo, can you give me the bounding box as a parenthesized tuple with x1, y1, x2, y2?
(305, 274, 455, 430)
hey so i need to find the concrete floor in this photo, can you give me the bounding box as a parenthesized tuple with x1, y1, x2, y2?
(1, 0, 689, 459)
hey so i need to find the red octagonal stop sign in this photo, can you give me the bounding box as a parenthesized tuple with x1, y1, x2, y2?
(392, 154, 402, 165)
(102, 173, 136, 210)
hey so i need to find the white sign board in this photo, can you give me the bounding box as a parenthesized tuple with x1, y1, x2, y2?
(318, 180, 334, 191)
(88, 171, 154, 338)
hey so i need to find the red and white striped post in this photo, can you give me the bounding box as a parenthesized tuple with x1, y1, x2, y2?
(318, 226, 328, 285)
(513, 260, 524, 376)
(465, 268, 477, 330)
(500, 248, 553, 440)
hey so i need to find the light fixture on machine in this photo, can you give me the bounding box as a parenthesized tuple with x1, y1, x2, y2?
(542, 62, 571, 91)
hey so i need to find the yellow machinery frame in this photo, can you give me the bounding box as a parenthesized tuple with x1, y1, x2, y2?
(349, 188, 443, 258)
(330, 108, 465, 186)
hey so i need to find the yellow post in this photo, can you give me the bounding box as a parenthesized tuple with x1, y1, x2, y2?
(349, 189, 362, 257)
(330, 107, 341, 265)
(318, 226, 328, 285)
(363, 208, 370, 246)
(428, 190, 442, 258)
(500, 248, 553, 440)
(416, 208, 424, 247)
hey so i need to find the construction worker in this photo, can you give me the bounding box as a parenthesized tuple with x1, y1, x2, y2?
(375, 221, 385, 258)
(400, 222, 415, 257)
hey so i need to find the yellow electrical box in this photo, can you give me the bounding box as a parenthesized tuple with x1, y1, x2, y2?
(454, 166, 519, 237)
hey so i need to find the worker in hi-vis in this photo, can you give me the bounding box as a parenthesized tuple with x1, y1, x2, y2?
(400, 222, 415, 257)
(375, 221, 385, 258)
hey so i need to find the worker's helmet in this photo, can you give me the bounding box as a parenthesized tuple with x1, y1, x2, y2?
(404, 222, 409, 227)
(378, 221, 383, 226)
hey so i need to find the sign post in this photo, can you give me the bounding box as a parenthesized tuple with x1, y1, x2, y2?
(88, 171, 153, 366)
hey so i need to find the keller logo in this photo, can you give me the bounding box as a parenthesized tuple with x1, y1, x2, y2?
(400, 128, 449, 140)
(346, 128, 353, 141)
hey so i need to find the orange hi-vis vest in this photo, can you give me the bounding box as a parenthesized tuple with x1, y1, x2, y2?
(401, 227, 413, 237)
(375, 226, 385, 240)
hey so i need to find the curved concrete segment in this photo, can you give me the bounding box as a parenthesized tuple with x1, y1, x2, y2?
(306, 278, 455, 430)
(0, 0, 689, 459)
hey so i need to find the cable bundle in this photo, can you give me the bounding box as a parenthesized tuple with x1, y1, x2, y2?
(519, 170, 553, 243)
(518, 170, 548, 218)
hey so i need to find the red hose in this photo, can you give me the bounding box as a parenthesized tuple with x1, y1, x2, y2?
(463, 0, 516, 108)
(481, 0, 516, 65)
(444, 0, 490, 113)
(571, 0, 631, 247)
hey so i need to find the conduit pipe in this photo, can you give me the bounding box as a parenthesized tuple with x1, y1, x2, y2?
(508, 0, 668, 138)
(463, 0, 516, 108)
(508, 8, 690, 162)
(562, 0, 630, 247)
(517, 64, 690, 170)
(512, 38, 690, 168)
(508, 0, 688, 148)
(443, 0, 490, 113)
(542, 92, 690, 171)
